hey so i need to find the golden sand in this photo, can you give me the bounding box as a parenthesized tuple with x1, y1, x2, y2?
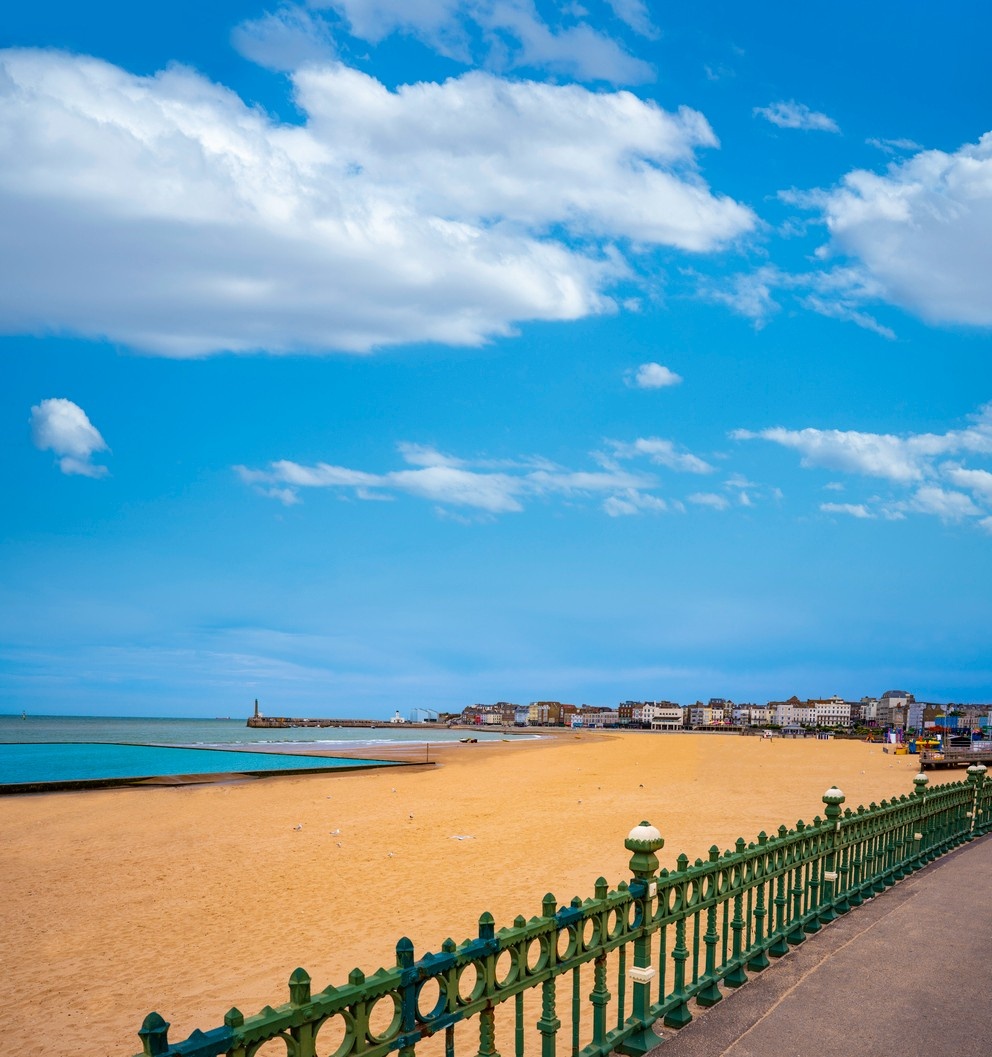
(0, 732, 942, 1057)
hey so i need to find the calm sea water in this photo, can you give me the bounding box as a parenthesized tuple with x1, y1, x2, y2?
(0, 714, 507, 786)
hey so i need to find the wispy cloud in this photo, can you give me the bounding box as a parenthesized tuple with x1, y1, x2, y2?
(232, 7, 338, 71)
(735, 403, 992, 530)
(604, 0, 659, 39)
(30, 398, 110, 477)
(624, 362, 682, 389)
(688, 492, 729, 510)
(296, 0, 655, 83)
(866, 136, 923, 155)
(753, 100, 839, 132)
(820, 502, 874, 519)
(701, 264, 894, 337)
(238, 433, 723, 516)
(607, 437, 714, 474)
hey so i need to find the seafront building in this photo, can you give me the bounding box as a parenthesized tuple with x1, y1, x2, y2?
(449, 690, 992, 737)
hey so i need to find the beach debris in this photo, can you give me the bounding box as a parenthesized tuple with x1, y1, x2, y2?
(449, 835, 475, 840)
(336, 842, 342, 848)
(330, 828, 341, 835)
(391, 788, 397, 793)
(408, 814, 414, 819)
(388, 852, 394, 858)
(293, 824, 303, 831)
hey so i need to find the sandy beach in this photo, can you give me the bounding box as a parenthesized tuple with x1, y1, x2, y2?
(0, 732, 945, 1057)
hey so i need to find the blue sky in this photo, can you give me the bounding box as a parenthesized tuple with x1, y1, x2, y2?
(2, 1, 991, 717)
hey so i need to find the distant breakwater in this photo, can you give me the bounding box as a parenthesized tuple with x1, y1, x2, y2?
(247, 717, 447, 730)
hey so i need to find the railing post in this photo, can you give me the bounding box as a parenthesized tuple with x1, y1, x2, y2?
(768, 826, 790, 958)
(868, 803, 886, 894)
(618, 821, 665, 1055)
(847, 807, 865, 907)
(537, 894, 560, 1057)
(395, 940, 417, 1057)
(975, 764, 989, 836)
(804, 817, 822, 935)
(288, 968, 315, 1057)
(967, 764, 984, 840)
(747, 832, 771, 971)
(819, 787, 845, 925)
(912, 772, 928, 869)
(663, 854, 692, 1030)
(786, 823, 806, 946)
(138, 1013, 170, 1057)
(696, 846, 723, 1006)
(476, 913, 501, 1057)
(719, 837, 747, 986)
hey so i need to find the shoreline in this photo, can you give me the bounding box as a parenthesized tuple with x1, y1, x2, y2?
(0, 731, 947, 1057)
(0, 728, 552, 794)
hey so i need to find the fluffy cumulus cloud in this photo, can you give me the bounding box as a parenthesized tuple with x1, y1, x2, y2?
(709, 134, 992, 335)
(624, 362, 682, 389)
(735, 403, 992, 531)
(0, 48, 753, 357)
(753, 101, 839, 133)
(237, 433, 719, 516)
(813, 133, 992, 327)
(30, 398, 109, 477)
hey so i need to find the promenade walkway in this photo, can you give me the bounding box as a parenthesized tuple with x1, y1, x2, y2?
(645, 833, 992, 1057)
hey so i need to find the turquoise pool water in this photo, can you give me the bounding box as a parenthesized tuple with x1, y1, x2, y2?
(0, 742, 397, 786)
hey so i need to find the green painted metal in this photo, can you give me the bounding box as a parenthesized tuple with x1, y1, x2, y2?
(136, 770, 991, 1057)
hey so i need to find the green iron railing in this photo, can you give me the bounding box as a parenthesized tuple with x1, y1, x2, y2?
(137, 765, 991, 1057)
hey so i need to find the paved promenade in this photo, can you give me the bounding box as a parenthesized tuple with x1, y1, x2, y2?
(645, 833, 992, 1057)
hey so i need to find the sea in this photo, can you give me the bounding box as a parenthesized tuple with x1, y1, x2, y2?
(0, 714, 508, 787)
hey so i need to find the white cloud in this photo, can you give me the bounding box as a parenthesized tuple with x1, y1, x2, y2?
(814, 133, 992, 327)
(231, 7, 338, 71)
(0, 48, 754, 357)
(239, 433, 734, 516)
(625, 362, 682, 389)
(735, 403, 992, 532)
(732, 406, 992, 484)
(798, 295, 895, 340)
(311, 0, 654, 82)
(907, 486, 983, 521)
(820, 502, 874, 519)
(605, 0, 659, 39)
(732, 426, 925, 482)
(753, 100, 839, 133)
(688, 492, 729, 510)
(30, 398, 109, 477)
(698, 265, 780, 324)
(603, 489, 667, 516)
(702, 263, 895, 336)
(608, 437, 714, 473)
(866, 136, 922, 155)
(943, 465, 992, 504)
(238, 441, 667, 514)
